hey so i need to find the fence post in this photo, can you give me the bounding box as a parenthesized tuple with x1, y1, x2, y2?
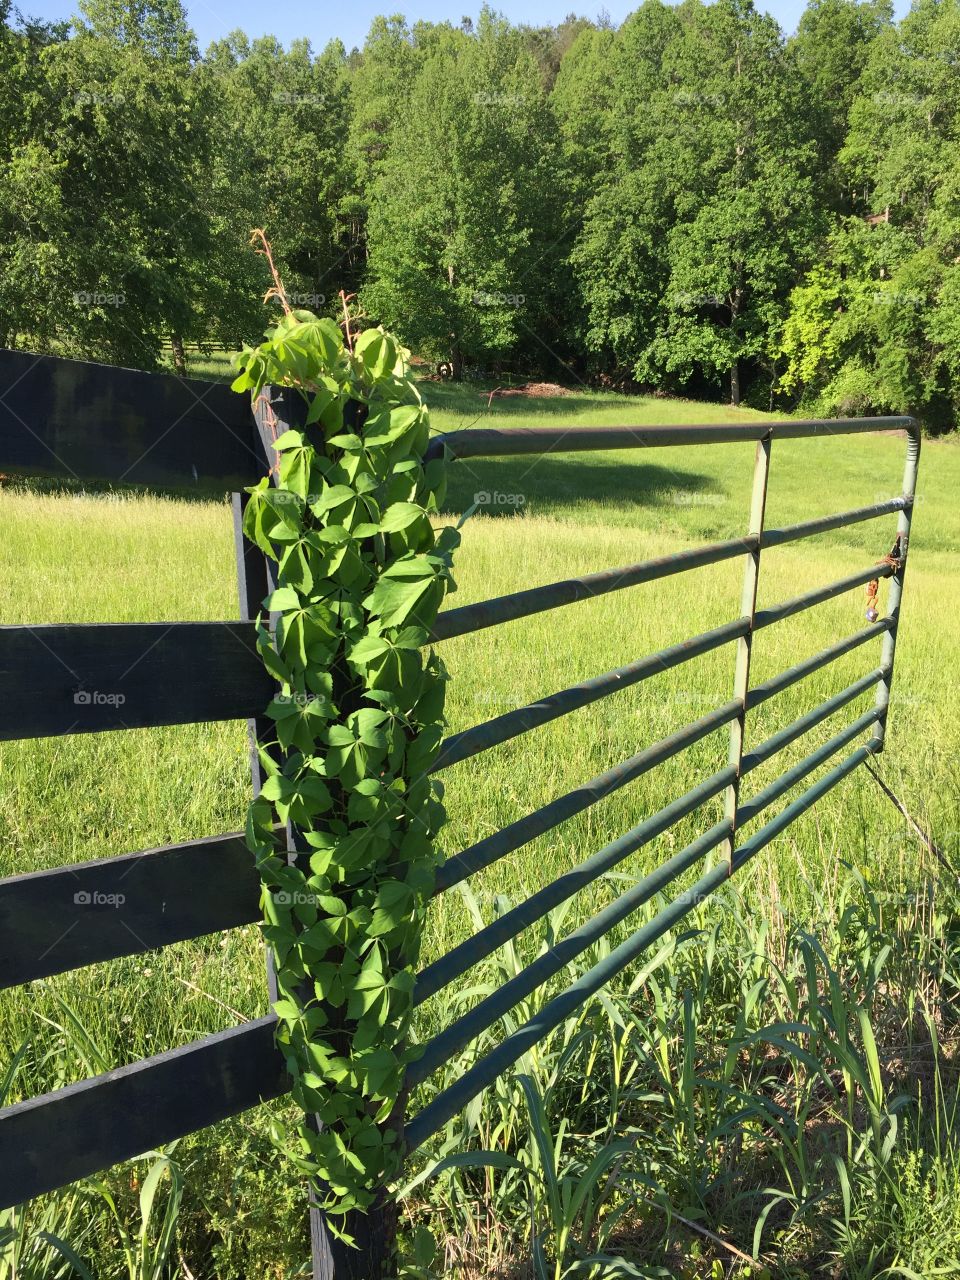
(871, 423, 921, 753)
(235, 387, 395, 1280)
(723, 432, 772, 871)
(232, 485, 278, 994)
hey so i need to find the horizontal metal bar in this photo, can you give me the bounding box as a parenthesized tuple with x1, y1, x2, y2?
(740, 669, 884, 774)
(0, 1017, 287, 1208)
(736, 707, 881, 827)
(425, 424, 769, 461)
(733, 744, 874, 872)
(410, 818, 729, 1085)
(772, 418, 919, 442)
(416, 705, 880, 1073)
(434, 618, 749, 771)
(746, 620, 892, 710)
(761, 499, 907, 549)
(434, 699, 741, 895)
(754, 564, 895, 632)
(425, 681, 879, 1010)
(424, 417, 918, 463)
(431, 538, 756, 644)
(405, 856, 731, 1151)
(418, 765, 735, 1005)
(407, 736, 878, 1149)
(0, 832, 261, 988)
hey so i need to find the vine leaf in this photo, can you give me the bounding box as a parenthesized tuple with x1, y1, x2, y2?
(234, 291, 456, 1239)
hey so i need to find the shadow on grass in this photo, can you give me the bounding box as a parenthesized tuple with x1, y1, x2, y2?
(441, 454, 724, 517)
(4, 451, 723, 522)
(0, 471, 234, 506)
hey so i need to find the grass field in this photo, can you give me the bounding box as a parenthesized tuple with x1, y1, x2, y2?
(2, 379, 960, 1278)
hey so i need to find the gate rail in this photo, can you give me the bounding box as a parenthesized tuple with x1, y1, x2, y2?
(0, 350, 919, 1275)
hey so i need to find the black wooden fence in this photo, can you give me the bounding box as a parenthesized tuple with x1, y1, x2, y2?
(0, 347, 920, 1278)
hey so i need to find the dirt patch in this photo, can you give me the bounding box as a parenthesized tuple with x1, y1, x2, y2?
(485, 381, 571, 399)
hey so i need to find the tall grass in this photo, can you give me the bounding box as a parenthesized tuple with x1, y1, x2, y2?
(405, 868, 960, 1278)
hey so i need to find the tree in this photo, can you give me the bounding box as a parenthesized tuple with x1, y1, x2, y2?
(562, 1, 682, 384)
(204, 32, 356, 336)
(1, 0, 958, 422)
(347, 16, 427, 202)
(0, 0, 218, 367)
(570, 0, 822, 403)
(520, 11, 596, 90)
(0, 5, 68, 348)
(648, 0, 823, 406)
(781, 0, 960, 429)
(778, 220, 937, 415)
(361, 10, 562, 377)
(790, 0, 893, 205)
(551, 24, 618, 197)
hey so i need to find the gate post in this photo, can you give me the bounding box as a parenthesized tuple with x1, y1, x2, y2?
(871, 423, 921, 753)
(723, 432, 772, 870)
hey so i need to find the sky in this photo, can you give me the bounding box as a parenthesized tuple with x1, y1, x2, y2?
(17, 0, 909, 51)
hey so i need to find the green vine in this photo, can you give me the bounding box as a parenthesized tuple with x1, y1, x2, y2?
(232, 244, 458, 1237)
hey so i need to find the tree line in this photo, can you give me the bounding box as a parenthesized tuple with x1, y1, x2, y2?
(2, 0, 959, 430)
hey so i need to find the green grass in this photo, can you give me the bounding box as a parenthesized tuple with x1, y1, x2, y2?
(1, 384, 959, 1278)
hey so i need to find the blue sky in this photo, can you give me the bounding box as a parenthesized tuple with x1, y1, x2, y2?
(23, 0, 907, 50)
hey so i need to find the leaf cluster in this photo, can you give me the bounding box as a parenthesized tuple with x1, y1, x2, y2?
(234, 312, 458, 1233)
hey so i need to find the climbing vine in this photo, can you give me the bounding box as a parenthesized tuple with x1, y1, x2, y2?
(232, 239, 458, 1237)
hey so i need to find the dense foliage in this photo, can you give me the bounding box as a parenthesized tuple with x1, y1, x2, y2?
(3, 0, 960, 427)
(233, 292, 457, 1236)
